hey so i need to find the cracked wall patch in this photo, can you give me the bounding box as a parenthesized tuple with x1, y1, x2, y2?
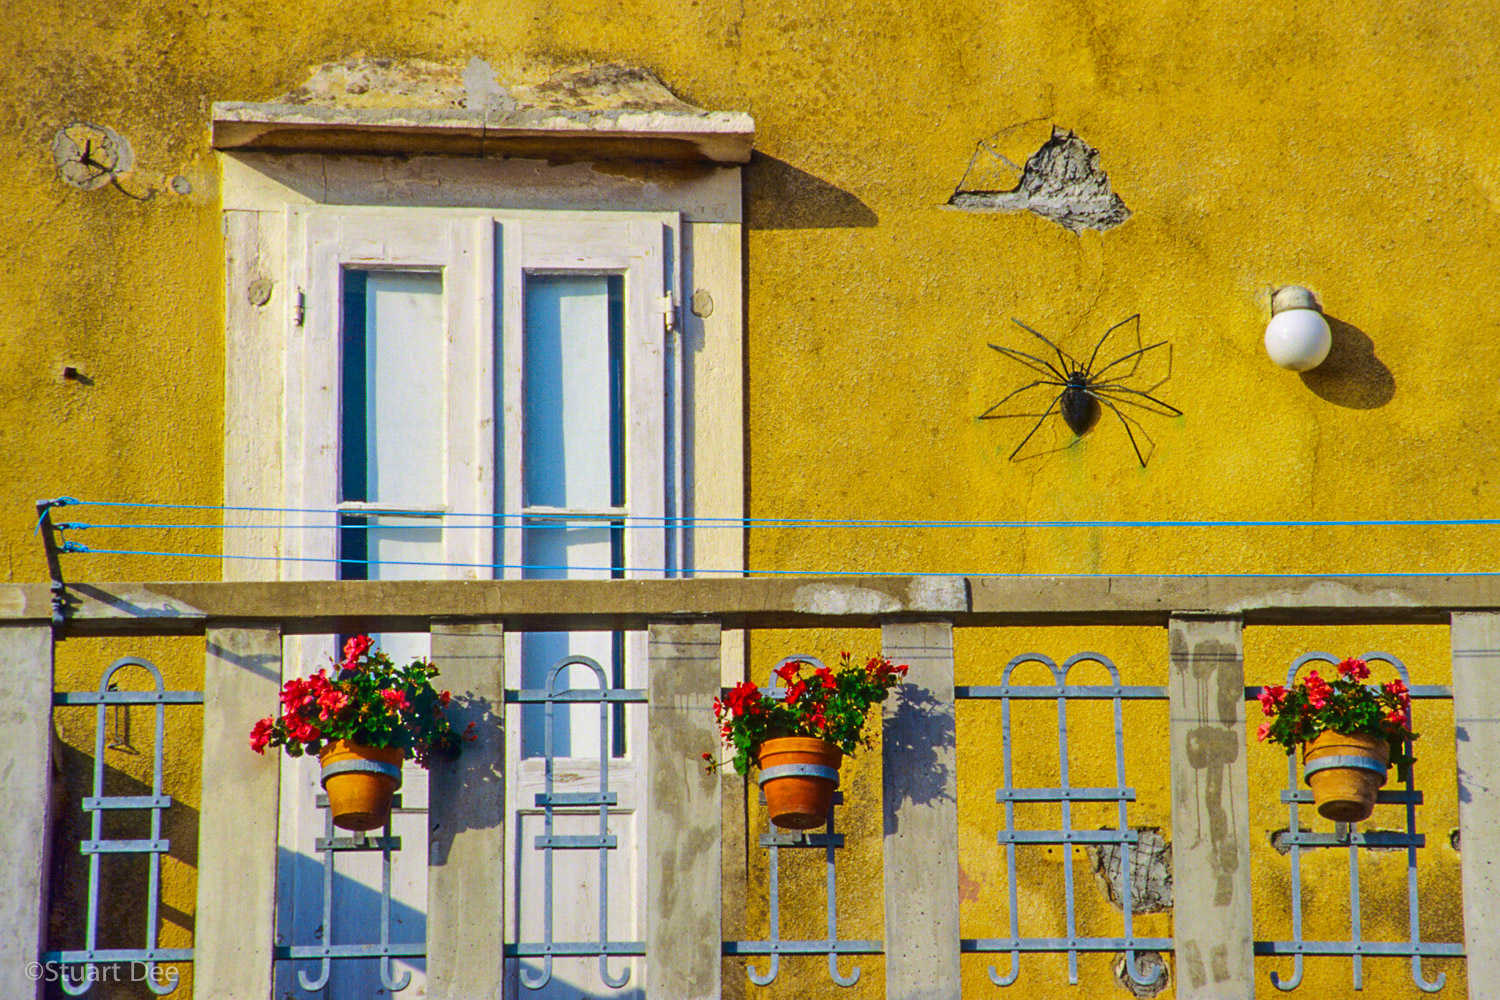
(949, 124, 1130, 233)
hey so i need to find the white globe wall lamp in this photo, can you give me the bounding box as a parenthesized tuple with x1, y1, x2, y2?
(1264, 285, 1332, 371)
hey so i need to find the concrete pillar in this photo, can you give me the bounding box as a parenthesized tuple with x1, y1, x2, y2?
(194, 626, 282, 1000)
(0, 625, 53, 1000)
(646, 622, 722, 1000)
(427, 621, 507, 1000)
(880, 621, 960, 1000)
(1168, 613, 1254, 999)
(1451, 612, 1500, 992)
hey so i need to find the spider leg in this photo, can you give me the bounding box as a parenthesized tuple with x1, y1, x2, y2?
(988, 343, 1069, 382)
(1011, 318, 1080, 374)
(1090, 340, 1170, 382)
(1008, 387, 1068, 461)
(1088, 384, 1183, 416)
(1086, 389, 1154, 467)
(980, 379, 1066, 418)
(1085, 313, 1140, 375)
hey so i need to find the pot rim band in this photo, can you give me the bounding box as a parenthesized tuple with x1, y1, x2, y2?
(1303, 753, 1389, 780)
(321, 758, 404, 787)
(757, 763, 839, 787)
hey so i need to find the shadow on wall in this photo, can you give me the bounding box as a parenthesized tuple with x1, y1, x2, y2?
(881, 685, 955, 836)
(743, 153, 877, 229)
(275, 846, 429, 999)
(1299, 316, 1395, 409)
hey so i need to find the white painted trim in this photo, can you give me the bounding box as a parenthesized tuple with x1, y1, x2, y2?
(221, 153, 744, 225)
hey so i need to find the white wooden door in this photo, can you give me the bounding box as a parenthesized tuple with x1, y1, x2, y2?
(276, 208, 677, 998)
(497, 216, 673, 998)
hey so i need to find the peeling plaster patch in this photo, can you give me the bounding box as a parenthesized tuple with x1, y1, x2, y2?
(280, 57, 466, 108)
(529, 63, 700, 113)
(957, 865, 981, 904)
(247, 278, 274, 307)
(1113, 950, 1170, 998)
(949, 126, 1130, 233)
(792, 585, 900, 616)
(906, 576, 968, 612)
(691, 288, 714, 318)
(1087, 827, 1172, 913)
(1269, 827, 1309, 855)
(52, 122, 133, 190)
(462, 57, 516, 115)
(279, 56, 704, 116)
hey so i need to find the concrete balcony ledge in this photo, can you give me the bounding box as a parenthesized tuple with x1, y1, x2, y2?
(7, 573, 1500, 635)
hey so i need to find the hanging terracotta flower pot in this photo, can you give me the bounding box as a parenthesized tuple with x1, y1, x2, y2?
(319, 739, 404, 831)
(757, 737, 842, 830)
(251, 636, 473, 833)
(1302, 730, 1390, 822)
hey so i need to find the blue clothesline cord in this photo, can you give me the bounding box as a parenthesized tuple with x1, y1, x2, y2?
(34, 498, 1500, 530)
(48, 544, 1500, 580)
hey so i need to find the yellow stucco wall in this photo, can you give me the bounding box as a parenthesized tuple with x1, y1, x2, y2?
(5, 0, 1497, 996)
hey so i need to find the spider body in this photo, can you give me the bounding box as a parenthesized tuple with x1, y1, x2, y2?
(982, 314, 1180, 466)
(1059, 374, 1101, 435)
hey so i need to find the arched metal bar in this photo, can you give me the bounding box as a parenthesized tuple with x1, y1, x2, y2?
(379, 809, 413, 994)
(988, 654, 1060, 988)
(142, 965, 181, 996)
(1269, 954, 1305, 991)
(62, 657, 183, 997)
(378, 961, 413, 994)
(599, 953, 631, 990)
(824, 799, 860, 987)
(980, 652, 1167, 988)
(525, 654, 631, 991)
(297, 754, 413, 992)
(519, 955, 553, 991)
(986, 953, 1021, 988)
(1268, 653, 1333, 992)
(1411, 956, 1446, 993)
(296, 958, 332, 990)
(828, 952, 861, 988)
(746, 951, 780, 986)
(596, 652, 631, 990)
(57, 966, 93, 996)
(767, 654, 828, 690)
(1362, 656, 1448, 995)
(1120, 951, 1159, 990)
(747, 831, 782, 986)
(1062, 654, 1159, 990)
(297, 800, 337, 993)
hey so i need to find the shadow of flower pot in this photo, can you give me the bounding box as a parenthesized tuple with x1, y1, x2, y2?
(1298, 315, 1395, 409)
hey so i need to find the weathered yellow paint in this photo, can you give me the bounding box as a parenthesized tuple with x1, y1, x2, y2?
(5, 0, 1496, 995)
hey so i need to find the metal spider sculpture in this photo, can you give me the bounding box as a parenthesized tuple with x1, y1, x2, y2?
(982, 314, 1181, 466)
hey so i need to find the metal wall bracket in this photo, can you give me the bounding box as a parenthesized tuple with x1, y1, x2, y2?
(35, 498, 79, 628)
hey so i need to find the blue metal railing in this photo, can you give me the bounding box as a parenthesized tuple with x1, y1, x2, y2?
(1257, 651, 1462, 992)
(45, 656, 201, 997)
(959, 652, 1169, 990)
